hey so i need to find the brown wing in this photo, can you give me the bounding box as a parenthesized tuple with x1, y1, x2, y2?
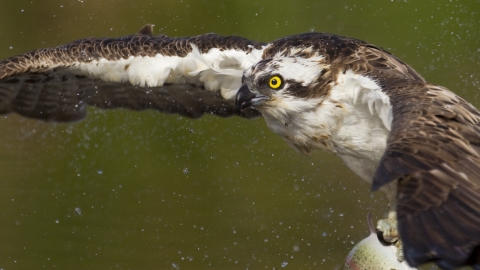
(0, 71, 259, 122)
(373, 83, 480, 269)
(0, 26, 263, 122)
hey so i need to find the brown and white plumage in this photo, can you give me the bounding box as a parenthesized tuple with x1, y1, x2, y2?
(0, 25, 479, 269)
(0, 25, 262, 121)
(374, 83, 480, 268)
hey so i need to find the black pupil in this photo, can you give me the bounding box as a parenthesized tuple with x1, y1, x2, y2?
(272, 79, 277, 85)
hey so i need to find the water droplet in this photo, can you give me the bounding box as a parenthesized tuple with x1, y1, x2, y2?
(97, 170, 103, 175)
(55, 220, 59, 224)
(74, 207, 82, 215)
(183, 168, 189, 174)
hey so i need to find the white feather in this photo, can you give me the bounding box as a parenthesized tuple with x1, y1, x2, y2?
(68, 44, 266, 100)
(271, 48, 327, 86)
(258, 68, 392, 183)
(338, 70, 392, 131)
(324, 70, 392, 182)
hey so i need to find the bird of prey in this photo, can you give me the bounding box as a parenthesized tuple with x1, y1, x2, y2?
(0, 24, 479, 269)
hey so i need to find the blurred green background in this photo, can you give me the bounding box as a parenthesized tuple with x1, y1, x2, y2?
(0, 0, 478, 269)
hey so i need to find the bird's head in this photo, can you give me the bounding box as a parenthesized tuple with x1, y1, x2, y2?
(235, 48, 332, 116)
(235, 48, 339, 154)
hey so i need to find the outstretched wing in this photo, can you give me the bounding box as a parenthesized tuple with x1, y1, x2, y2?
(373, 83, 480, 269)
(0, 25, 265, 121)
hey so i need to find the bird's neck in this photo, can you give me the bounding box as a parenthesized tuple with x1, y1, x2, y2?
(261, 71, 392, 183)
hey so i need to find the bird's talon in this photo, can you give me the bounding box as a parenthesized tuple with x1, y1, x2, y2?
(395, 239, 405, 262)
(376, 218, 399, 243)
(376, 218, 404, 262)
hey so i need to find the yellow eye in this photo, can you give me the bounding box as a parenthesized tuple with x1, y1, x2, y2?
(269, 76, 282, 89)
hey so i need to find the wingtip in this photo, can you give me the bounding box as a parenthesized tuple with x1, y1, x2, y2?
(371, 179, 383, 192)
(371, 156, 404, 191)
(371, 170, 388, 191)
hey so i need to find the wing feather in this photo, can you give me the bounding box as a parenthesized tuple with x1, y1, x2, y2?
(0, 27, 265, 121)
(373, 84, 480, 268)
(0, 71, 259, 122)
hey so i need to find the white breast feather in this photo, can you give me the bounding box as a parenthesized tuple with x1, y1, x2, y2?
(68, 44, 266, 100)
(328, 70, 392, 181)
(260, 69, 392, 182)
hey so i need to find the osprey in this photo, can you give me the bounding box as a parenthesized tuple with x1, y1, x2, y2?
(0, 24, 479, 269)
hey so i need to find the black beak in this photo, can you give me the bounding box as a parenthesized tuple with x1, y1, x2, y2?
(235, 84, 257, 110)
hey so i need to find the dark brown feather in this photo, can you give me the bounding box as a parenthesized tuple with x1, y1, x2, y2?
(373, 83, 480, 269)
(0, 34, 265, 81)
(0, 70, 259, 122)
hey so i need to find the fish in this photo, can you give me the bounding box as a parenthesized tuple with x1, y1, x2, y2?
(343, 213, 417, 270)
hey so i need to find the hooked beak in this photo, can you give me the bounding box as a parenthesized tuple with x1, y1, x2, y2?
(235, 84, 269, 110)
